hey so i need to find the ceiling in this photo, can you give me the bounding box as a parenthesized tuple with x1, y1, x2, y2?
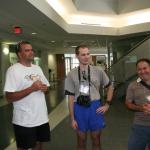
(0, 0, 150, 54)
(72, 0, 150, 14)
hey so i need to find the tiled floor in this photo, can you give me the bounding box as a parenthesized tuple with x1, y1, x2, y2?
(1, 80, 135, 150)
(43, 99, 134, 150)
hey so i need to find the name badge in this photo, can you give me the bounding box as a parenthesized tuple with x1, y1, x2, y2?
(146, 95, 150, 102)
(79, 84, 89, 94)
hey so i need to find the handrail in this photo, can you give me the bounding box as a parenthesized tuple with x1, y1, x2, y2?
(111, 34, 150, 67)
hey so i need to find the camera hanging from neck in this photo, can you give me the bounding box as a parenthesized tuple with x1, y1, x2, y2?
(77, 65, 91, 107)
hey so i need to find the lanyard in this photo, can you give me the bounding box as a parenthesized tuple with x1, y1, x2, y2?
(78, 65, 90, 95)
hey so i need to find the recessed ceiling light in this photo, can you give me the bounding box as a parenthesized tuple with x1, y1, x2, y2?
(31, 32, 37, 35)
(81, 23, 101, 26)
(71, 45, 76, 47)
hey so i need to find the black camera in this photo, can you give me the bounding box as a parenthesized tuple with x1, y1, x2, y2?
(77, 95, 91, 107)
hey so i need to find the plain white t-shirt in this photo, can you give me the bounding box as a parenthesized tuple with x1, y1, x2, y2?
(4, 63, 50, 127)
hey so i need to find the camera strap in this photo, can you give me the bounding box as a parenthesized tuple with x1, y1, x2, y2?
(78, 65, 90, 95)
(140, 80, 150, 90)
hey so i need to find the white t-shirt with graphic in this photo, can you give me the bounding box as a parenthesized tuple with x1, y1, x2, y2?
(4, 63, 49, 127)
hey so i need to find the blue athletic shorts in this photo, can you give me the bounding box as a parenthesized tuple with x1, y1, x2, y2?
(74, 100, 105, 132)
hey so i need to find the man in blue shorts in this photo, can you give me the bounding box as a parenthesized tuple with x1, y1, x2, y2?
(4, 41, 50, 150)
(65, 45, 113, 150)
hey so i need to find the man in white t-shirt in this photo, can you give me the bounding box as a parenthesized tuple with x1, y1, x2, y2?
(4, 41, 50, 150)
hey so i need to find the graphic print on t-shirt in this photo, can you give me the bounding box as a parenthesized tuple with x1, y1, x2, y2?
(25, 74, 41, 82)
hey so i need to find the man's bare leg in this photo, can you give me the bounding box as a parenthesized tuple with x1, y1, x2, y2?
(76, 130, 87, 150)
(90, 130, 101, 150)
